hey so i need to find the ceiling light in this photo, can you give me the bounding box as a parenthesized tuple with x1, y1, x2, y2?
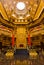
(12, 14, 16, 18)
(26, 14, 30, 17)
(16, 2, 25, 10)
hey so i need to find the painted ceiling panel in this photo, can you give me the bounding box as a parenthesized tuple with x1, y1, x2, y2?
(0, 0, 40, 19)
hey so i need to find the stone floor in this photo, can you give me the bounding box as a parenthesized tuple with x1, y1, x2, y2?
(0, 50, 44, 65)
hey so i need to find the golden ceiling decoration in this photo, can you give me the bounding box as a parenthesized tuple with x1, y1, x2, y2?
(0, 0, 40, 19)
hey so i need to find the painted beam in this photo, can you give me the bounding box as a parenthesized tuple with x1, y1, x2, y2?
(33, 0, 44, 21)
(0, 2, 9, 20)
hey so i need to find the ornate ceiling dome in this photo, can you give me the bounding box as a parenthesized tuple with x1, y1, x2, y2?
(0, 0, 40, 19)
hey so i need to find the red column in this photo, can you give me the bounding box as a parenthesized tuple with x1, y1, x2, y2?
(12, 34, 14, 47)
(28, 34, 31, 46)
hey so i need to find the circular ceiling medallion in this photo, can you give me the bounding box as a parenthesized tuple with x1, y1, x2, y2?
(16, 2, 25, 10)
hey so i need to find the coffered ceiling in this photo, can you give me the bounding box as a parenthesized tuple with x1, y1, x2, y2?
(0, 0, 40, 19)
